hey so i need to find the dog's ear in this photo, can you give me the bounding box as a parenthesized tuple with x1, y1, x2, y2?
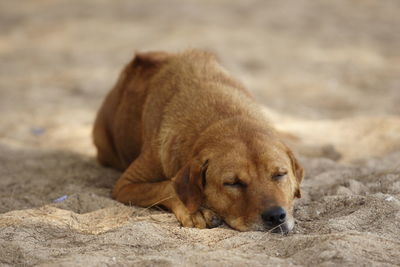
(173, 160, 208, 214)
(287, 148, 304, 198)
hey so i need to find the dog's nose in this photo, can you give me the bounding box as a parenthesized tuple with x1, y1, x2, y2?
(261, 206, 286, 226)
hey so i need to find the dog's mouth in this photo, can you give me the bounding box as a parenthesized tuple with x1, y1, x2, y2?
(221, 212, 295, 233)
(244, 217, 294, 234)
(225, 219, 294, 234)
(266, 216, 295, 234)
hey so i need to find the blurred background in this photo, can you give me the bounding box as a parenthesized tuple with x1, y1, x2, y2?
(0, 0, 399, 156)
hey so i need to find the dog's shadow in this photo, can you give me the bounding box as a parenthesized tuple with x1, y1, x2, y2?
(0, 142, 122, 214)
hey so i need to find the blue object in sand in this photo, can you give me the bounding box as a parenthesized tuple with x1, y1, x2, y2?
(53, 195, 68, 203)
(31, 127, 46, 136)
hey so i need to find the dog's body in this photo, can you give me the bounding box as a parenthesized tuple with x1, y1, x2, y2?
(93, 50, 304, 232)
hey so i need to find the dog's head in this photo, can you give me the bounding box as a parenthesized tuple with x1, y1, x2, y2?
(174, 119, 304, 233)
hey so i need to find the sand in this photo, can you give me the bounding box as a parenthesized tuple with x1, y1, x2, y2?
(1, 0, 399, 266)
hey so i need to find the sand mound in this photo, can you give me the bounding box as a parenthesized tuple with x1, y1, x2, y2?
(1, 0, 400, 266)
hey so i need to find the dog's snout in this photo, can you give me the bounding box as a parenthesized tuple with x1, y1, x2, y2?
(261, 206, 286, 226)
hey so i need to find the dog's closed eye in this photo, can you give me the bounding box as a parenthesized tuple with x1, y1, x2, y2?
(272, 169, 288, 180)
(224, 177, 247, 188)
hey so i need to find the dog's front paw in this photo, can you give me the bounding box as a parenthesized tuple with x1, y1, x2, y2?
(201, 208, 223, 228)
(175, 209, 207, 229)
(171, 201, 223, 229)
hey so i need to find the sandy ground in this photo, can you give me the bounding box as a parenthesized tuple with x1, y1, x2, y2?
(1, 0, 400, 266)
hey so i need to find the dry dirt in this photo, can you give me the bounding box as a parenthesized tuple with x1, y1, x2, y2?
(1, 0, 400, 266)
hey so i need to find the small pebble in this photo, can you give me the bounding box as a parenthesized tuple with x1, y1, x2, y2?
(385, 196, 395, 202)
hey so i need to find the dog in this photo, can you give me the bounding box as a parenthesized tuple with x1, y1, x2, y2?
(93, 50, 304, 233)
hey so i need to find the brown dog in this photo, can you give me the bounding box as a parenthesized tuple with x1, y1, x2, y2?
(93, 50, 304, 233)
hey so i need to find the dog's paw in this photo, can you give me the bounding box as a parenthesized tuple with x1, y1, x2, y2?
(175, 210, 207, 229)
(172, 202, 223, 229)
(200, 208, 223, 228)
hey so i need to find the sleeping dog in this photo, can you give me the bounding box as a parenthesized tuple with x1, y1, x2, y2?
(93, 50, 304, 233)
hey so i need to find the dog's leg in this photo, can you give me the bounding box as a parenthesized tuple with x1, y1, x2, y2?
(112, 157, 212, 228)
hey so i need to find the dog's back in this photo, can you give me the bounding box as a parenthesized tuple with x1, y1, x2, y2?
(146, 51, 265, 177)
(94, 50, 258, 172)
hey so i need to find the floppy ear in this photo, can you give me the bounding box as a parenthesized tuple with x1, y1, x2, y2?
(287, 149, 304, 198)
(173, 160, 208, 214)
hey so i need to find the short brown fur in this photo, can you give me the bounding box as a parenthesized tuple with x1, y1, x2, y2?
(93, 50, 304, 231)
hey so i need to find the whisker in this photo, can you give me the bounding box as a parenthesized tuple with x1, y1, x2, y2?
(134, 196, 174, 217)
(267, 222, 287, 234)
